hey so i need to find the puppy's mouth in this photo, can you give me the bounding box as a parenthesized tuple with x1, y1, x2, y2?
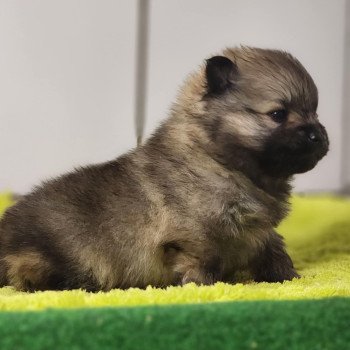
(259, 123, 329, 177)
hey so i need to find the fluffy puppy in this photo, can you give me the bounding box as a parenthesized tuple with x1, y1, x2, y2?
(0, 47, 329, 291)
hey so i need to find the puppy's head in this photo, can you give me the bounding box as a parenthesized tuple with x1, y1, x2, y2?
(184, 47, 329, 178)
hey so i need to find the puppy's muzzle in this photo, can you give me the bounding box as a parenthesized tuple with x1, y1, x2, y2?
(260, 121, 329, 177)
(296, 122, 329, 158)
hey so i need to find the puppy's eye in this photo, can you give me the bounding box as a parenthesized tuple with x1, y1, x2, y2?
(268, 109, 288, 123)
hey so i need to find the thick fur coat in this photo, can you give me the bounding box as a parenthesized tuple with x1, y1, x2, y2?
(0, 47, 329, 291)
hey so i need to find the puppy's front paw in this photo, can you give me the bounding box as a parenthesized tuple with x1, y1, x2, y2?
(253, 231, 300, 283)
(254, 266, 300, 283)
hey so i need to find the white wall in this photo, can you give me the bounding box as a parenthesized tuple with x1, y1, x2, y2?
(0, 0, 348, 194)
(146, 0, 346, 193)
(0, 0, 137, 193)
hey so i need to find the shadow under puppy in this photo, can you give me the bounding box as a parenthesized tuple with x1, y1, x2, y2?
(0, 47, 329, 291)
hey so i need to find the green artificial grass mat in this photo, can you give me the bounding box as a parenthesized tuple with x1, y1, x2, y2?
(0, 194, 349, 310)
(0, 298, 348, 350)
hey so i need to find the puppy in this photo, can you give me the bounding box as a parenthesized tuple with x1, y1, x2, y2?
(0, 47, 329, 291)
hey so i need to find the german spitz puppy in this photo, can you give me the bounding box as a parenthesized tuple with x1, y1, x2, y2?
(0, 47, 329, 291)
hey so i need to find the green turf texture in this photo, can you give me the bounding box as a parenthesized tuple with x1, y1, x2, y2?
(0, 298, 348, 350)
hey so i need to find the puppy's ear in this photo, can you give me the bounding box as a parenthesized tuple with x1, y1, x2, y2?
(205, 56, 238, 95)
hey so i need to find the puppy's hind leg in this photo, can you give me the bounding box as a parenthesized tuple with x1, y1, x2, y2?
(2, 250, 56, 291)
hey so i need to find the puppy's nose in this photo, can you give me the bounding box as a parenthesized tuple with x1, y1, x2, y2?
(307, 130, 319, 142)
(297, 124, 323, 143)
(297, 122, 329, 156)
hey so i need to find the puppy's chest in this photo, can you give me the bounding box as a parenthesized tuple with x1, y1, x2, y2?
(198, 184, 287, 252)
(218, 198, 273, 235)
(204, 188, 278, 230)
(188, 172, 287, 235)
(208, 196, 280, 269)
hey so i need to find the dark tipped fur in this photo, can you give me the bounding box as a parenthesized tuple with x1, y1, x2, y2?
(0, 47, 329, 291)
(252, 231, 300, 283)
(205, 56, 238, 95)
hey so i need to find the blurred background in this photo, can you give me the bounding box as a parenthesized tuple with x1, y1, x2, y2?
(0, 0, 349, 194)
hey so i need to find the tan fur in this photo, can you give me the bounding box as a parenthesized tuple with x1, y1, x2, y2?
(174, 67, 207, 116)
(3, 252, 51, 291)
(286, 112, 305, 127)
